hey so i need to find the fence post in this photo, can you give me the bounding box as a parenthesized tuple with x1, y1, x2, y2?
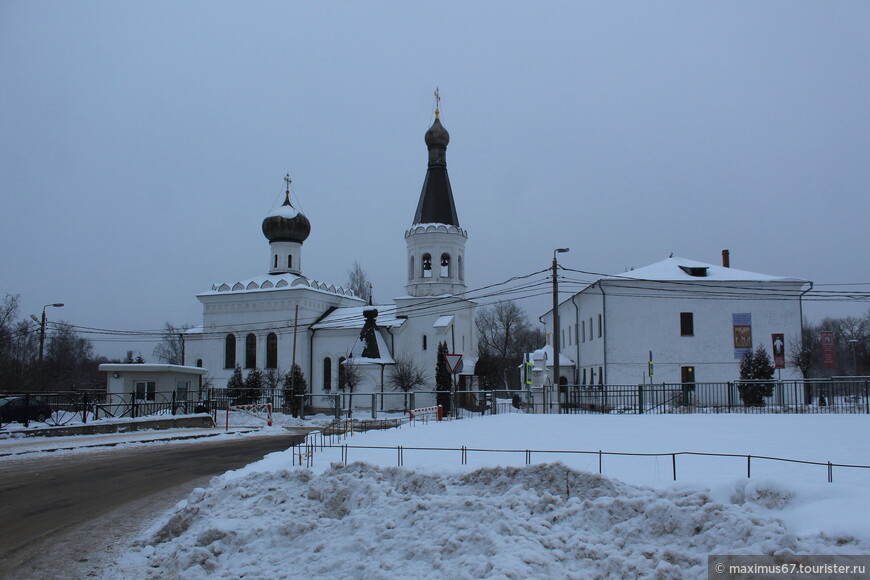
(727, 382, 733, 411)
(371, 394, 377, 419)
(637, 384, 644, 414)
(747, 455, 751, 479)
(82, 392, 89, 424)
(131, 392, 137, 418)
(672, 454, 676, 481)
(300, 395, 306, 420)
(865, 382, 869, 415)
(171, 390, 177, 416)
(334, 394, 340, 420)
(409, 392, 415, 413)
(24, 393, 30, 428)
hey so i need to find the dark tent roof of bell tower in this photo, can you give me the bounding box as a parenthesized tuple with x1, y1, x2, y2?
(413, 115, 460, 226)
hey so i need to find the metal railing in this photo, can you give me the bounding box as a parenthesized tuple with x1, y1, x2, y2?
(1, 389, 202, 429)
(291, 427, 870, 484)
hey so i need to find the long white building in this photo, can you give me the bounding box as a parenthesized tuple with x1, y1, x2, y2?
(541, 253, 811, 387)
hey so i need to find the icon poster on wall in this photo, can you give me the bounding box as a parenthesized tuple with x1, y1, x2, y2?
(733, 313, 752, 359)
(771, 333, 785, 369)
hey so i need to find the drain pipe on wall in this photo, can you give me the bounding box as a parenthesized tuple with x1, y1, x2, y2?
(571, 293, 581, 384)
(598, 282, 608, 384)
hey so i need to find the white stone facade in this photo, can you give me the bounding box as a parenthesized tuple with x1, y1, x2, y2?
(541, 257, 811, 386)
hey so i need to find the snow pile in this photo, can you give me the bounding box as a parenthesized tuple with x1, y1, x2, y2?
(124, 462, 866, 580)
(109, 414, 870, 579)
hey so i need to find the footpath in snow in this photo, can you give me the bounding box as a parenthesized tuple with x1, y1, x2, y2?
(108, 413, 870, 579)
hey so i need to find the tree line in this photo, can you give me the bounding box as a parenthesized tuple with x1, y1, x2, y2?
(789, 312, 870, 378)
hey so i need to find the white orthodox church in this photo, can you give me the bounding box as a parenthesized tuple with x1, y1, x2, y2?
(183, 109, 478, 407)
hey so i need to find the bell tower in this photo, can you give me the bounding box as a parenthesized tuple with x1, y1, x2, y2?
(405, 93, 468, 297)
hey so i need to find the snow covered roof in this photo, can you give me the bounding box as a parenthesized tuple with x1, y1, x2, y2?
(312, 305, 405, 331)
(199, 273, 362, 299)
(533, 345, 575, 368)
(433, 315, 454, 328)
(348, 330, 395, 365)
(99, 364, 208, 375)
(602, 257, 808, 283)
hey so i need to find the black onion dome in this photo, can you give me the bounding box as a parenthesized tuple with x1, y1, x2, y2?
(424, 117, 450, 149)
(262, 192, 311, 244)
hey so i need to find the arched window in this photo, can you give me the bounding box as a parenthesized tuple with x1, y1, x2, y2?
(323, 357, 332, 391)
(599, 366, 604, 385)
(409, 255, 414, 281)
(266, 333, 278, 369)
(288, 255, 292, 269)
(224, 334, 236, 369)
(422, 335, 428, 351)
(196, 359, 203, 368)
(245, 333, 256, 369)
(440, 253, 450, 277)
(274, 255, 278, 269)
(338, 357, 347, 390)
(422, 253, 432, 278)
(458, 255, 463, 280)
(582, 368, 586, 385)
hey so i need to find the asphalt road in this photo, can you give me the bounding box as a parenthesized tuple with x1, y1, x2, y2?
(0, 430, 310, 579)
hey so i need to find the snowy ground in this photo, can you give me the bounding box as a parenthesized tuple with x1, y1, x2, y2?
(105, 413, 870, 579)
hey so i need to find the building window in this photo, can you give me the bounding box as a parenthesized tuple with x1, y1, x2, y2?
(224, 334, 236, 369)
(409, 255, 415, 281)
(338, 357, 347, 390)
(135, 381, 156, 401)
(440, 253, 450, 277)
(245, 333, 256, 369)
(581, 321, 585, 343)
(582, 368, 587, 385)
(599, 366, 604, 385)
(288, 255, 292, 269)
(597, 314, 602, 338)
(458, 255, 463, 280)
(266, 333, 278, 369)
(175, 380, 190, 402)
(589, 318, 593, 340)
(680, 312, 694, 336)
(323, 358, 332, 391)
(422, 253, 432, 278)
(423, 335, 428, 350)
(274, 255, 278, 268)
(196, 359, 203, 368)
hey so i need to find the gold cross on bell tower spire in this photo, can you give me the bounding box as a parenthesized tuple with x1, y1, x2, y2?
(284, 173, 292, 192)
(434, 87, 441, 119)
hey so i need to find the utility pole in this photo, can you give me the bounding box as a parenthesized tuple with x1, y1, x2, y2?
(552, 248, 569, 413)
(31, 303, 64, 390)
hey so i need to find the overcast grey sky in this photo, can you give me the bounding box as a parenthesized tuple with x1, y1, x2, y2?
(2, 1, 868, 359)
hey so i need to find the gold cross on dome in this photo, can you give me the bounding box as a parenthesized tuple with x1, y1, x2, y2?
(284, 173, 292, 191)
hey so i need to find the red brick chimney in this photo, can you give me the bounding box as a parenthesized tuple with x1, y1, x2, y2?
(722, 249, 730, 268)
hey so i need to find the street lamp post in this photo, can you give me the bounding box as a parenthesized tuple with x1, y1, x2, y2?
(552, 248, 569, 413)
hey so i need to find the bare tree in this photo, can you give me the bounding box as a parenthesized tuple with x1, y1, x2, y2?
(476, 301, 544, 389)
(346, 261, 372, 303)
(340, 355, 363, 393)
(387, 354, 427, 392)
(152, 322, 190, 365)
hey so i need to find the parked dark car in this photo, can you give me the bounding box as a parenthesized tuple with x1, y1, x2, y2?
(0, 397, 53, 424)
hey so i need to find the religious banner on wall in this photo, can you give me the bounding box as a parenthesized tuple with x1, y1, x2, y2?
(771, 333, 785, 369)
(733, 313, 753, 359)
(822, 331, 836, 369)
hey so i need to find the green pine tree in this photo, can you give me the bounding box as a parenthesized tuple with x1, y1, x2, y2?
(243, 368, 264, 405)
(283, 364, 308, 417)
(225, 365, 245, 404)
(738, 345, 776, 407)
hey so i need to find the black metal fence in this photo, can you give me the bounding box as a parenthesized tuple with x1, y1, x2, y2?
(562, 379, 870, 414)
(0, 389, 202, 429)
